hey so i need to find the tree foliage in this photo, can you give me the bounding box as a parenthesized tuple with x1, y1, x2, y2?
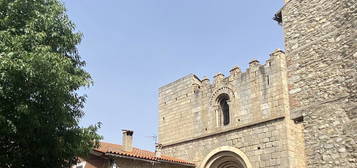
(0, 0, 102, 167)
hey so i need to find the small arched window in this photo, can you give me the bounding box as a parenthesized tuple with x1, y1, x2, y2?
(217, 93, 230, 125)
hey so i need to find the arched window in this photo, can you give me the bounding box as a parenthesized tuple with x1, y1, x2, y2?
(217, 93, 230, 125)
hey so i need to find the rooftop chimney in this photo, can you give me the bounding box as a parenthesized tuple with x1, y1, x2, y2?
(122, 130, 133, 152)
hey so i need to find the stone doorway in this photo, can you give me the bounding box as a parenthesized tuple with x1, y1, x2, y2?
(200, 146, 252, 168)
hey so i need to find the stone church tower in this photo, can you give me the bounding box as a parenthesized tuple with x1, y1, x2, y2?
(158, 0, 356, 167)
(282, 0, 356, 167)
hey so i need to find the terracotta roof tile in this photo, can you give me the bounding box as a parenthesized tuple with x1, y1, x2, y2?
(94, 142, 194, 166)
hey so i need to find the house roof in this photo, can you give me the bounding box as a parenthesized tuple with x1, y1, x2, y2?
(93, 142, 195, 166)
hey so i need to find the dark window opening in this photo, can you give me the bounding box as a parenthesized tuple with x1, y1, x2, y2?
(217, 93, 230, 125)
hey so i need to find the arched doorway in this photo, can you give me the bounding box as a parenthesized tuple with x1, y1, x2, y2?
(200, 146, 252, 168)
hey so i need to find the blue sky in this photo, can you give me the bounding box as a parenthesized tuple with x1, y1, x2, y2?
(62, 0, 285, 151)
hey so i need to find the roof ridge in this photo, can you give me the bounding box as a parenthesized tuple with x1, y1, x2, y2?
(97, 141, 194, 166)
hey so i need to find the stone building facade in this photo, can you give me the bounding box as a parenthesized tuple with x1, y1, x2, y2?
(158, 50, 305, 168)
(158, 0, 356, 167)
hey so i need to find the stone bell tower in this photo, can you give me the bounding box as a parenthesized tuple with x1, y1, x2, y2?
(280, 0, 356, 167)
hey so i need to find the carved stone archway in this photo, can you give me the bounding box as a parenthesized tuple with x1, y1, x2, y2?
(209, 87, 235, 106)
(200, 146, 252, 168)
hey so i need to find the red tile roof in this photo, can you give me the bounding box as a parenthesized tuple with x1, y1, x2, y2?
(93, 142, 195, 166)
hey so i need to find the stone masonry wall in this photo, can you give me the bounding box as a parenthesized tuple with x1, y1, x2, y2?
(161, 118, 290, 168)
(158, 74, 201, 145)
(158, 50, 306, 167)
(282, 0, 357, 167)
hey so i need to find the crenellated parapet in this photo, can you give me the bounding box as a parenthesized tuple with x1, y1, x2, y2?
(188, 49, 286, 87)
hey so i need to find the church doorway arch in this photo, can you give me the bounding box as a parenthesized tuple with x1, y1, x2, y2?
(200, 146, 252, 168)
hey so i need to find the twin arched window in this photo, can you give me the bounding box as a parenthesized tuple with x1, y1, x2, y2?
(217, 93, 230, 125)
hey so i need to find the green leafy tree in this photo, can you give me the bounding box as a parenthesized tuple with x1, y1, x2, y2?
(0, 0, 102, 167)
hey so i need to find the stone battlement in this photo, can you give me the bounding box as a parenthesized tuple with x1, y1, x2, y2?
(160, 49, 285, 92)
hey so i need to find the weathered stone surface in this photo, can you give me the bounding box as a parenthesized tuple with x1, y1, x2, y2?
(158, 50, 306, 167)
(283, 0, 357, 167)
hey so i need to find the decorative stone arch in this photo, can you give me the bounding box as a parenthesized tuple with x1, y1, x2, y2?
(199, 146, 252, 168)
(209, 87, 235, 106)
